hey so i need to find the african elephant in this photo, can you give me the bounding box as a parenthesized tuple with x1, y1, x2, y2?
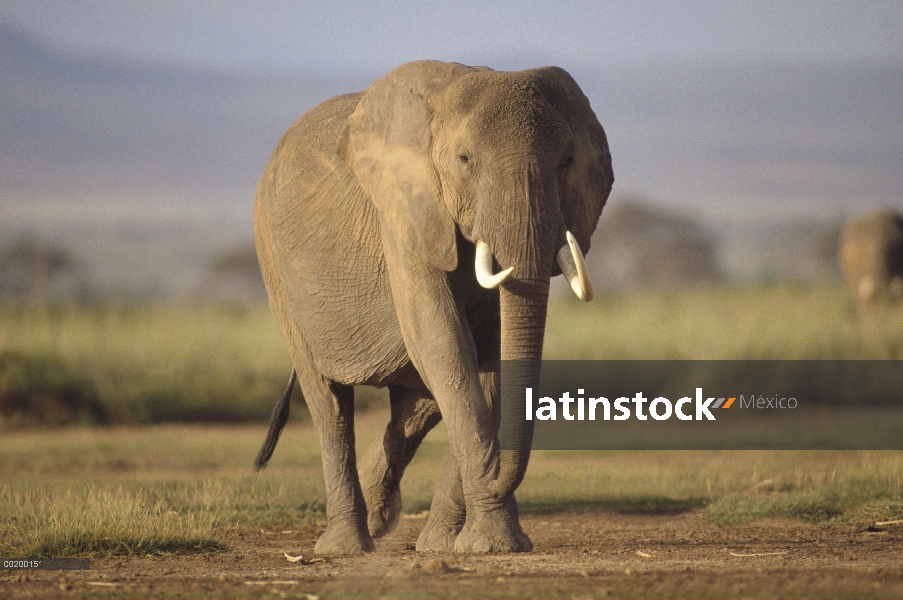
(839, 209, 903, 305)
(252, 60, 613, 554)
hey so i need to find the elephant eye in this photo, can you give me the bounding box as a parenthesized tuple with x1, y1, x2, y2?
(563, 155, 574, 168)
(459, 154, 470, 164)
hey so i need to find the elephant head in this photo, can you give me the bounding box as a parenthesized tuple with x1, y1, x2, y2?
(339, 61, 614, 494)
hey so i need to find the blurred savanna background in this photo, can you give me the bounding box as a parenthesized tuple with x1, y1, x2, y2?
(2, 1, 903, 558)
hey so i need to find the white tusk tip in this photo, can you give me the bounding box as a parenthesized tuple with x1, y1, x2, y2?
(558, 230, 594, 301)
(475, 241, 513, 289)
(571, 279, 593, 301)
(477, 266, 513, 289)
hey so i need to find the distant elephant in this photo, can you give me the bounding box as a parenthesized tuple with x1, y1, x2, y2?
(252, 61, 613, 554)
(839, 209, 903, 305)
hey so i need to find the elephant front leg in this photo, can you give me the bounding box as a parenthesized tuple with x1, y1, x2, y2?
(300, 373, 374, 554)
(417, 369, 532, 553)
(358, 386, 442, 537)
(403, 351, 528, 552)
(448, 369, 531, 553)
(441, 406, 531, 553)
(400, 329, 529, 553)
(382, 241, 530, 553)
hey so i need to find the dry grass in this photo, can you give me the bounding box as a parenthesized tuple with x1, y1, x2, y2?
(2, 286, 901, 426)
(2, 285, 902, 556)
(545, 284, 903, 360)
(1, 416, 902, 556)
(0, 485, 226, 557)
(0, 303, 292, 424)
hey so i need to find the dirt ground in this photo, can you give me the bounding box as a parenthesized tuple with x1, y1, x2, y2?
(3, 508, 903, 599)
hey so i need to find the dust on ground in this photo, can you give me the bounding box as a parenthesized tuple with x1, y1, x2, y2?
(3, 508, 903, 598)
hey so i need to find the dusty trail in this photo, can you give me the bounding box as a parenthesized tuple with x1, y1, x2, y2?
(3, 508, 902, 598)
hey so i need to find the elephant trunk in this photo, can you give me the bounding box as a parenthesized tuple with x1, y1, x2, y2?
(489, 277, 550, 498)
(477, 160, 557, 499)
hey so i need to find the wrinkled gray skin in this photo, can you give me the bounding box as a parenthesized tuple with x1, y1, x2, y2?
(253, 61, 613, 555)
(839, 209, 903, 306)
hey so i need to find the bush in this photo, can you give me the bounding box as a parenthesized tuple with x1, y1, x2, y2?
(0, 351, 107, 426)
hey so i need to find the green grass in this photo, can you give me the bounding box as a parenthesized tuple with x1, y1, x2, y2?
(2, 286, 902, 425)
(2, 285, 903, 556)
(0, 302, 400, 425)
(0, 485, 227, 557)
(546, 284, 903, 359)
(0, 303, 292, 424)
(524, 450, 903, 527)
(1, 418, 902, 557)
(0, 424, 327, 557)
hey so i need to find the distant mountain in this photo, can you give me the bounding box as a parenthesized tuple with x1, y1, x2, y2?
(3, 24, 897, 301)
(0, 21, 370, 199)
(572, 59, 903, 218)
(6, 21, 899, 303)
(2, 20, 900, 218)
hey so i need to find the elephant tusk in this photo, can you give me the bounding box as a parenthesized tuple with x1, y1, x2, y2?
(475, 241, 514, 289)
(557, 231, 594, 301)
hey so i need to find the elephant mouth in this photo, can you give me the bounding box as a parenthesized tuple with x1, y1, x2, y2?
(474, 234, 593, 301)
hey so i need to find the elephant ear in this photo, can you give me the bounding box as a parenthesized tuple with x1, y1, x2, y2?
(339, 61, 476, 272)
(533, 67, 614, 254)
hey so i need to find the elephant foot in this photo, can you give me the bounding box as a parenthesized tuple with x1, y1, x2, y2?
(453, 518, 532, 553)
(364, 482, 402, 538)
(314, 520, 375, 555)
(358, 431, 404, 538)
(415, 511, 463, 552)
(452, 499, 532, 554)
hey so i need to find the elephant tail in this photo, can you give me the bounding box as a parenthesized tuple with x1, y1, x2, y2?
(253, 369, 296, 471)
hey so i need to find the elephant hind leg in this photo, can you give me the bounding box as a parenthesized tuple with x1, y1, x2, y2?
(358, 386, 442, 538)
(293, 358, 374, 554)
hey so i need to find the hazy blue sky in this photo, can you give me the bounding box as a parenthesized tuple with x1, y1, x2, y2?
(2, 1, 901, 222)
(4, 1, 902, 73)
